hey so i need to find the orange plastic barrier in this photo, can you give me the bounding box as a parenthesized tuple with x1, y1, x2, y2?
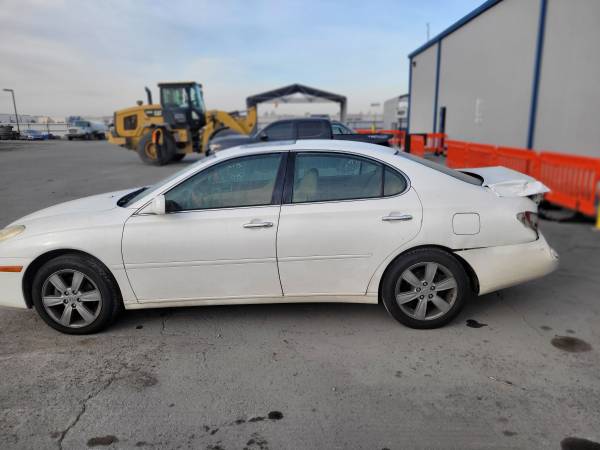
(466, 143, 497, 167)
(446, 140, 469, 168)
(537, 152, 600, 217)
(444, 138, 600, 217)
(496, 146, 538, 175)
(410, 135, 426, 157)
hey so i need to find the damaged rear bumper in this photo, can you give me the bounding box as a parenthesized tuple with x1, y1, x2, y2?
(456, 232, 559, 295)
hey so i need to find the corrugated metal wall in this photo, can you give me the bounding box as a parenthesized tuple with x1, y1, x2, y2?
(408, 0, 600, 157)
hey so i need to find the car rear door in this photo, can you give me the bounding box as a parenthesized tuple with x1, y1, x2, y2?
(122, 152, 287, 303)
(276, 151, 422, 296)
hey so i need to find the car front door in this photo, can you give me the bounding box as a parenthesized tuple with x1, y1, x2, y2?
(276, 151, 422, 296)
(122, 152, 286, 303)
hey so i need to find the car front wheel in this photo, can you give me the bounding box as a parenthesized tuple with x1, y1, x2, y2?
(32, 254, 122, 334)
(381, 248, 471, 329)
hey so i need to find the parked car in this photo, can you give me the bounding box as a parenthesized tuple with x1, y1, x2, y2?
(67, 120, 106, 140)
(20, 129, 49, 140)
(208, 118, 393, 152)
(0, 140, 558, 334)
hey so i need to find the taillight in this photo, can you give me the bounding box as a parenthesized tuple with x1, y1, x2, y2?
(517, 211, 539, 237)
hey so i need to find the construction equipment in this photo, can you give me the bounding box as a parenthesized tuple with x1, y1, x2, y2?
(108, 82, 257, 165)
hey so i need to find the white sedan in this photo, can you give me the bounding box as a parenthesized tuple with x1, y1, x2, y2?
(0, 140, 558, 334)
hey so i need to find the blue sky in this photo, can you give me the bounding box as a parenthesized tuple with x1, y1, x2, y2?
(0, 0, 482, 116)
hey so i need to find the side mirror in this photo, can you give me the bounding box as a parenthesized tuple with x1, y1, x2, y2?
(259, 131, 268, 141)
(148, 195, 166, 215)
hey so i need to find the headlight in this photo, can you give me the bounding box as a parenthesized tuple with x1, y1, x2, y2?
(0, 225, 25, 242)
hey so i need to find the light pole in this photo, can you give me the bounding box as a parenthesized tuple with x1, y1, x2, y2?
(3, 88, 20, 133)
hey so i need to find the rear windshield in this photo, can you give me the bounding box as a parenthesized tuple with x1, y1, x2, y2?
(396, 152, 483, 186)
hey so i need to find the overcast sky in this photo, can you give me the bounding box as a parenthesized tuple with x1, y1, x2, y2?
(0, 0, 481, 117)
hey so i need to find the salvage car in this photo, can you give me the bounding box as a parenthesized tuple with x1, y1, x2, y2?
(0, 140, 558, 334)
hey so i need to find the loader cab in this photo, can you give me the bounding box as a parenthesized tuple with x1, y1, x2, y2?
(158, 82, 207, 131)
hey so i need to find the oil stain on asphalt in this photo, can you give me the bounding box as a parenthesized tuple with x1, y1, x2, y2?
(561, 437, 600, 450)
(466, 319, 488, 328)
(551, 336, 592, 353)
(87, 435, 118, 447)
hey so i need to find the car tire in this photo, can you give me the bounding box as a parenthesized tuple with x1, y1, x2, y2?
(137, 131, 174, 166)
(32, 254, 122, 334)
(67, 136, 73, 141)
(381, 248, 471, 329)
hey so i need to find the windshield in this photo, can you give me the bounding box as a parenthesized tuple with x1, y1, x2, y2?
(397, 152, 483, 185)
(162, 85, 205, 111)
(74, 121, 90, 127)
(117, 156, 215, 207)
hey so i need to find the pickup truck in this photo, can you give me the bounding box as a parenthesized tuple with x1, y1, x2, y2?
(208, 118, 394, 152)
(67, 120, 107, 140)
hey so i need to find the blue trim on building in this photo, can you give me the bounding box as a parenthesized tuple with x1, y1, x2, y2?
(527, 0, 548, 149)
(432, 42, 442, 132)
(407, 57, 413, 134)
(408, 0, 503, 59)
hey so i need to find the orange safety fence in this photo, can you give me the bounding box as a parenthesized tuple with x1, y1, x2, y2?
(537, 152, 600, 217)
(445, 140, 469, 168)
(444, 139, 600, 217)
(496, 146, 539, 175)
(410, 135, 426, 157)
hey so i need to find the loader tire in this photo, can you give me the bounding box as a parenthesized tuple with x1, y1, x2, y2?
(137, 131, 174, 166)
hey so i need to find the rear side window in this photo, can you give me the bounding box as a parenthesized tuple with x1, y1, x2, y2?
(297, 121, 329, 138)
(292, 153, 383, 203)
(264, 121, 292, 140)
(384, 167, 408, 196)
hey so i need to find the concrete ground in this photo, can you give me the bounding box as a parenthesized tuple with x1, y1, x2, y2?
(0, 140, 599, 450)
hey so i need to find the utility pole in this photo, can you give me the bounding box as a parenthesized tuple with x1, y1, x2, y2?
(426, 23, 430, 41)
(3, 88, 20, 133)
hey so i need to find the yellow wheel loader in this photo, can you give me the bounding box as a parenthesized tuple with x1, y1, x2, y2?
(108, 82, 257, 165)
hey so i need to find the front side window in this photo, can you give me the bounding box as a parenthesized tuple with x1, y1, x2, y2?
(331, 122, 353, 135)
(263, 122, 292, 140)
(292, 153, 383, 203)
(165, 153, 283, 211)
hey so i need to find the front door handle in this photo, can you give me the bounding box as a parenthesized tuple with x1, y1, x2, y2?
(382, 213, 413, 222)
(243, 221, 274, 229)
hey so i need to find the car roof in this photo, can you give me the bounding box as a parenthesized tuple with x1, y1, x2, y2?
(220, 139, 397, 159)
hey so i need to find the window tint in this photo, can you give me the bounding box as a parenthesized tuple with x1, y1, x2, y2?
(264, 122, 292, 140)
(297, 121, 329, 138)
(123, 115, 137, 130)
(292, 153, 383, 203)
(165, 153, 282, 211)
(384, 167, 407, 196)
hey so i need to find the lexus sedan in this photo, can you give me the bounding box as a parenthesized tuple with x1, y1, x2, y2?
(0, 140, 558, 334)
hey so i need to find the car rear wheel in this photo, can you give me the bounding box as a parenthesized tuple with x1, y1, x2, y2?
(381, 248, 471, 329)
(32, 254, 122, 334)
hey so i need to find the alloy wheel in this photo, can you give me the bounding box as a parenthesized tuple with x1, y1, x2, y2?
(394, 262, 458, 321)
(41, 270, 102, 328)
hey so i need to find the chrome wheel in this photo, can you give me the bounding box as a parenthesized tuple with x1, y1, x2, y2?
(394, 262, 458, 321)
(41, 270, 102, 328)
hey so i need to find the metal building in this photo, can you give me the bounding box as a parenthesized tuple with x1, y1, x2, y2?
(407, 0, 600, 157)
(383, 94, 409, 130)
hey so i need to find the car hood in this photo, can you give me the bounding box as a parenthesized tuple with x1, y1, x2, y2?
(10, 189, 135, 226)
(459, 166, 550, 197)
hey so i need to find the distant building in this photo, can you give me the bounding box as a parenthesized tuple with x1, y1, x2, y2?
(383, 94, 408, 130)
(407, 0, 600, 157)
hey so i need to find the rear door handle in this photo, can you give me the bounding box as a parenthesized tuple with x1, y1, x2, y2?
(243, 221, 274, 229)
(382, 214, 413, 222)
